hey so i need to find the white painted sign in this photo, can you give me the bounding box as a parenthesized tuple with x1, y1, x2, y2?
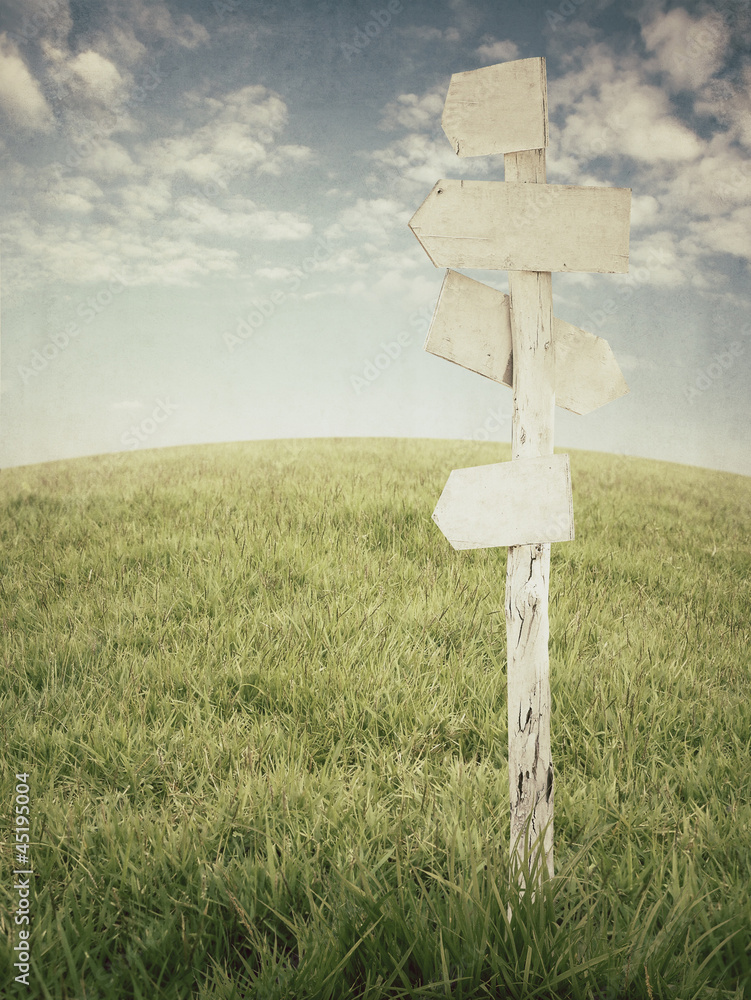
(432, 454, 574, 550)
(424, 269, 629, 415)
(409, 180, 631, 273)
(425, 268, 513, 383)
(442, 57, 548, 157)
(409, 54, 634, 888)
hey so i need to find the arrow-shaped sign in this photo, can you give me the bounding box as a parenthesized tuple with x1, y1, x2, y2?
(409, 180, 631, 273)
(442, 57, 548, 157)
(432, 454, 574, 550)
(425, 269, 629, 415)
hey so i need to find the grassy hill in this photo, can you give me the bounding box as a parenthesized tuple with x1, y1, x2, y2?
(1, 438, 749, 999)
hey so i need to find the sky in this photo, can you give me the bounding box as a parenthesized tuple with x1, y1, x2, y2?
(0, 0, 749, 475)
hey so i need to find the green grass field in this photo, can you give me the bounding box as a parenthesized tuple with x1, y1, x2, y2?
(1, 438, 749, 1000)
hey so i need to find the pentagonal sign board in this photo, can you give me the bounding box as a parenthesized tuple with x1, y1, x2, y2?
(442, 57, 549, 158)
(424, 269, 629, 415)
(432, 454, 574, 550)
(409, 180, 631, 273)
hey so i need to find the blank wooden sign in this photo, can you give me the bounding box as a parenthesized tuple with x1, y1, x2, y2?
(425, 269, 513, 384)
(409, 180, 631, 273)
(442, 57, 548, 157)
(432, 454, 574, 550)
(425, 269, 629, 415)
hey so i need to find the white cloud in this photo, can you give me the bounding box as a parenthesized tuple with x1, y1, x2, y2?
(641, 8, 730, 91)
(82, 138, 141, 178)
(321, 267, 438, 306)
(328, 197, 411, 242)
(689, 269, 730, 292)
(694, 64, 751, 150)
(0, 74, 315, 292)
(22, 0, 74, 45)
(49, 192, 94, 214)
(551, 50, 704, 165)
(43, 175, 105, 214)
(300, 246, 365, 276)
(0, 33, 54, 132)
(173, 197, 311, 241)
(369, 131, 493, 195)
(40, 41, 139, 134)
(189, 85, 288, 139)
(124, 0, 209, 52)
(135, 247, 238, 285)
(475, 38, 519, 65)
(661, 135, 751, 219)
(379, 89, 445, 132)
(630, 195, 661, 229)
(139, 87, 311, 184)
(398, 26, 462, 44)
(255, 266, 297, 281)
(115, 180, 172, 221)
(626, 234, 690, 287)
(61, 176, 105, 199)
(144, 141, 246, 182)
(72, 1, 208, 72)
(91, 25, 148, 67)
(68, 50, 127, 104)
(259, 144, 314, 176)
(691, 207, 751, 261)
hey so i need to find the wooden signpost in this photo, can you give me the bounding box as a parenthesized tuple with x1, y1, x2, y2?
(425, 270, 629, 415)
(409, 57, 631, 888)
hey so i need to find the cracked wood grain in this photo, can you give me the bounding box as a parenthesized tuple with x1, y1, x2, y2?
(504, 146, 555, 888)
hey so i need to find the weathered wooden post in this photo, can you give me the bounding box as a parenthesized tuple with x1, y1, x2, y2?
(503, 137, 558, 886)
(409, 57, 631, 890)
